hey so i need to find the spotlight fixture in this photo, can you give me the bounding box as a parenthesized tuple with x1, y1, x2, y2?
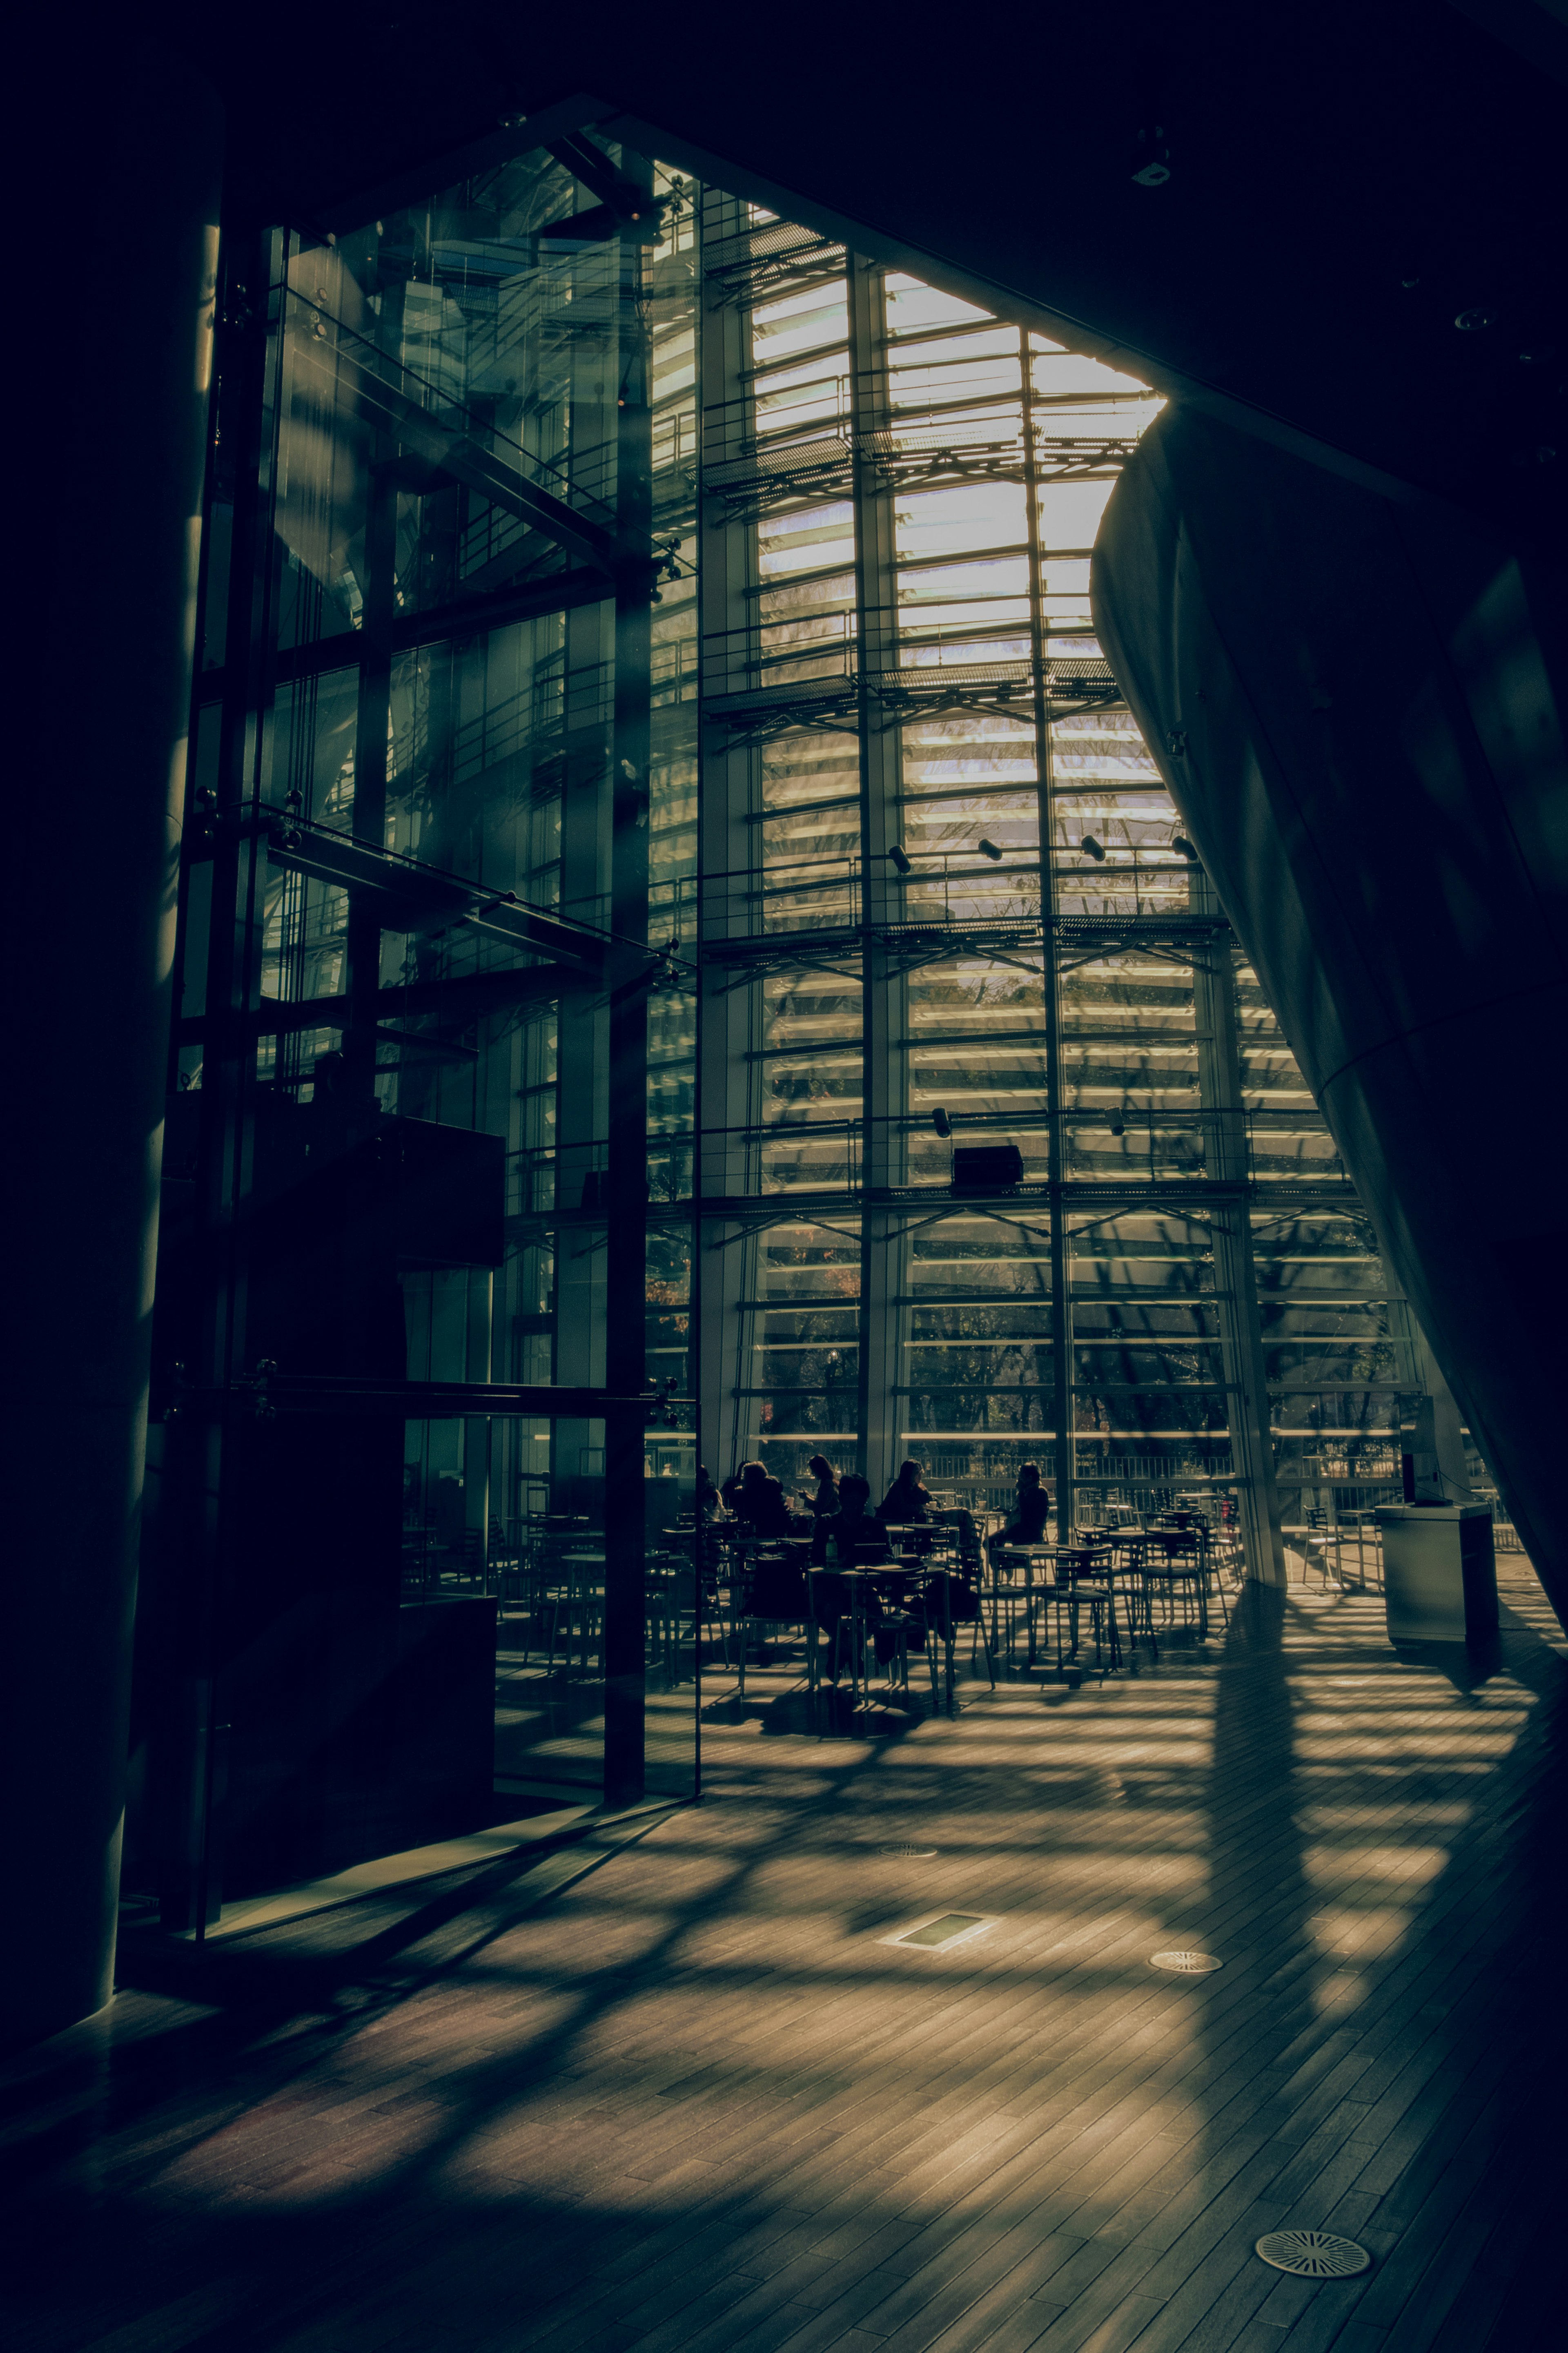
(1109, 1111, 1126, 1137)
(889, 844, 912, 875)
(1171, 834, 1198, 861)
(1454, 307, 1497, 332)
(1130, 124, 1170, 186)
(1080, 835, 1106, 861)
(977, 838, 1004, 861)
(932, 1107, 952, 1138)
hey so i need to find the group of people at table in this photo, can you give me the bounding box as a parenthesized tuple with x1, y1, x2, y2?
(683, 1455, 1215, 1691)
(695, 1454, 1052, 1564)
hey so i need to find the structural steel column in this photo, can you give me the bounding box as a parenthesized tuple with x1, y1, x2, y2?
(1194, 930, 1286, 1584)
(554, 243, 617, 1513)
(849, 255, 904, 1502)
(1021, 335, 1074, 1535)
(343, 276, 402, 1102)
(151, 224, 276, 1939)
(604, 174, 655, 1807)
(695, 193, 760, 1487)
(4, 48, 221, 2050)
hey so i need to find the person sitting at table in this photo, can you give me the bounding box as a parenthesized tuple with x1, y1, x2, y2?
(812, 1472, 885, 1566)
(722, 1459, 792, 1537)
(997, 1461, 1051, 1549)
(878, 1458, 931, 1527)
(802, 1453, 840, 1522)
(693, 1464, 721, 1521)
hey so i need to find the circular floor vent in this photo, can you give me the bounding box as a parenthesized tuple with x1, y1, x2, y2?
(1150, 1949, 1223, 1974)
(878, 1844, 940, 1857)
(1255, 2230, 1371, 2279)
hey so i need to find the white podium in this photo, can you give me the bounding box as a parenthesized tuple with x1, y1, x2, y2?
(1376, 1505, 1498, 1644)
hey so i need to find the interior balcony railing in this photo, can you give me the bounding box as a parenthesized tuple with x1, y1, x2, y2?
(280, 287, 657, 598)
(700, 214, 849, 308)
(701, 392, 1137, 522)
(698, 620, 1121, 741)
(654, 858, 1263, 993)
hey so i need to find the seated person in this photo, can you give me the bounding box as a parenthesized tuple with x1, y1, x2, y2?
(995, 1461, 1051, 1550)
(693, 1464, 722, 1521)
(878, 1457, 931, 1526)
(812, 1472, 886, 1566)
(722, 1459, 792, 1537)
(802, 1452, 840, 1523)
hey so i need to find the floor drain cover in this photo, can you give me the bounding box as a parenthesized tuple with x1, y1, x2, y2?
(1151, 1949, 1223, 1974)
(878, 1844, 939, 1857)
(1255, 2230, 1370, 2278)
(898, 1912, 984, 1948)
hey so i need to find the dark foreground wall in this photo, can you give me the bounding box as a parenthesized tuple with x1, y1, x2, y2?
(1091, 410, 1568, 1620)
(2, 51, 222, 2050)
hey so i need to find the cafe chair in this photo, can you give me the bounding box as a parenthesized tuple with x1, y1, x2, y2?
(1047, 1544, 1119, 1682)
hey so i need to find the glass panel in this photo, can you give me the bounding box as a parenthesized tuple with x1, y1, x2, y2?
(695, 198, 1403, 1556)
(139, 136, 705, 1940)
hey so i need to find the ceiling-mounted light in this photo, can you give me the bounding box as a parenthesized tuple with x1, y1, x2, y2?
(1171, 834, 1198, 861)
(932, 1108, 952, 1138)
(1080, 835, 1106, 861)
(1130, 124, 1170, 186)
(889, 844, 912, 875)
(977, 838, 1003, 861)
(1109, 1111, 1126, 1137)
(1455, 307, 1497, 332)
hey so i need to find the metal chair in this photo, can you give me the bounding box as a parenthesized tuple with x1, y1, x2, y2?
(1141, 1521, 1226, 1637)
(988, 1544, 1051, 1670)
(739, 1552, 813, 1692)
(1046, 1544, 1120, 1680)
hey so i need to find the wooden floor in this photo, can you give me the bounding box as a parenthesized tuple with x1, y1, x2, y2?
(5, 1562, 1566, 2353)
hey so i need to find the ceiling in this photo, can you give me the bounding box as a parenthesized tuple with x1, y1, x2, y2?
(163, 0, 1568, 546)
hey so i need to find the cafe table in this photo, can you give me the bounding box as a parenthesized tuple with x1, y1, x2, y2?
(810, 1563, 937, 1726)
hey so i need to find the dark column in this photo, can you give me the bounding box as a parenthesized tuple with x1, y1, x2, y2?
(4, 50, 222, 2049)
(604, 174, 655, 1811)
(848, 254, 902, 1504)
(1093, 408, 1568, 1616)
(1021, 333, 1075, 1536)
(1192, 924, 1286, 1584)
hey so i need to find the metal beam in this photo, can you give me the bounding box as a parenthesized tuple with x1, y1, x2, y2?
(263, 818, 610, 973)
(290, 328, 624, 575)
(170, 1374, 679, 1420)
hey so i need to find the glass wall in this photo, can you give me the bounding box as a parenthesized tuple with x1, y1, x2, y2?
(135, 133, 702, 1932)
(133, 138, 1425, 1928)
(691, 194, 1409, 1554)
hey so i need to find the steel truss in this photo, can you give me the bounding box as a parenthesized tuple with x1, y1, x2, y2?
(701, 216, 848, 308)
(703, 419, 1134, 523)
(701, 654, 1121, 745)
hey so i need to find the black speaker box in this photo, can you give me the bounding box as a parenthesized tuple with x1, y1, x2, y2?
(951, 1143, 1024, 1189)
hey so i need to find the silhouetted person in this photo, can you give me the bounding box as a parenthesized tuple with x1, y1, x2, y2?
(1000, 1461, 1051, 1545)
(803, 1452, 840, 1522)
(878, 1458, 931, 1525)
(812, 1472, 885, 1566)
(723, 1460, 791, 1537)
(693, 1465, 721, 1521)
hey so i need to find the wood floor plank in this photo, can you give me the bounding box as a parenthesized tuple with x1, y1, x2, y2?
(4, 1569, 1563, 2353)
